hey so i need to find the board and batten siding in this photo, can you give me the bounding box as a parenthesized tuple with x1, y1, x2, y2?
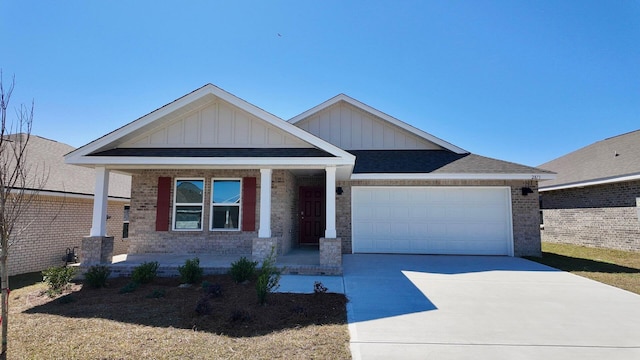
(123, 100, 312, 148)
(294, 101, 443, 150)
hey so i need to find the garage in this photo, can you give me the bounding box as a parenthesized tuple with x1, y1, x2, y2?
(351, 187, 513, 255)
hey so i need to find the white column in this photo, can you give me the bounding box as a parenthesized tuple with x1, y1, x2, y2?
(258, 168, 272, 238)
(90, 166, 110, 237)
(325, 166, 337, 238)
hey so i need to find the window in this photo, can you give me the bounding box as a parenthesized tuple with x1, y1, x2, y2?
(122, 205, 130, 238)
(173, 179, 204, 231)
(211, 179, 241, 231)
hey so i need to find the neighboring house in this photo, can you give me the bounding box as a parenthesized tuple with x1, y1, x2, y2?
(6, 134, 131, 276)
(539, 130, 640, 252)
(64, 84, 553, 270)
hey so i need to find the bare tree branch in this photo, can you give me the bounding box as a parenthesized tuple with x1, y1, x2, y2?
(0, 71, 47, 360)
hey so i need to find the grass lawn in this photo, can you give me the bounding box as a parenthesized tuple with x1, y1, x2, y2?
(527, 242, 640, 295)
(7, 272, 351, 359)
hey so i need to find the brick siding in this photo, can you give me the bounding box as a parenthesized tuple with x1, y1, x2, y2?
(128, 170, 542, 258)
(8, 194, 128, 276)
(540, 180, 640, 252)
(127, 169, 296, 256)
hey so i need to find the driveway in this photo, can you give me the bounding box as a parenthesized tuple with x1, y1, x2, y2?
(343, 254, 640, 360)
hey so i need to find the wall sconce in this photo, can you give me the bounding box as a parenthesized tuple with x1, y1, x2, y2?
(336, 187, 343, 195)
(521, 187, 533, 196)
(106, 214, 112, 220)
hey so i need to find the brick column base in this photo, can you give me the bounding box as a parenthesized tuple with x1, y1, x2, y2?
(320, 237, 342, 266)
(81, 236, 115, 265)
(252, 237, 278, 263)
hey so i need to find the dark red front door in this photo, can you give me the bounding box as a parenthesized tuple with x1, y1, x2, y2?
(299, 186, 325, 244)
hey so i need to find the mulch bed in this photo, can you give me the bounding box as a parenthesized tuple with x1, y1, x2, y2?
(25, 275, 347, 338)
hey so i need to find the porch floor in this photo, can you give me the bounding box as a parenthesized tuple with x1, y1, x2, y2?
(107, 246, 341, 277)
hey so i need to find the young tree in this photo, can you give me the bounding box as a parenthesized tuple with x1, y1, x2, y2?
(0, 72, 47, 360)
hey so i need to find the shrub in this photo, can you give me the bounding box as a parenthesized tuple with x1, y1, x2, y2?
(146, 289, 166, 299)
(42, 266, 76, 297)
(229, 256, 257, 283)
(119, 281, 139, 294)
(131, 261, 159, 284)
(178, 258, 203, 284)
(256, 247, 281, 305)
(84, 265, 111, 288)
(314, 281, 328, 294)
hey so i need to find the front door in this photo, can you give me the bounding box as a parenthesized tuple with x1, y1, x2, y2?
(298, 186, 325, 244)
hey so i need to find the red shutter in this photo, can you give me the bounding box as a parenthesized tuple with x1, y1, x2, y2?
(156, 177, 171, 231)
(242, 177, 257, 231)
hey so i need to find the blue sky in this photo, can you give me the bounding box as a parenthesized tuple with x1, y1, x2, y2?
(3, 1, 639, 166)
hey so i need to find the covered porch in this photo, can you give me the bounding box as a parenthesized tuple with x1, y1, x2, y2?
(107, 246, 341, 276)
(81, 166, 346, 275)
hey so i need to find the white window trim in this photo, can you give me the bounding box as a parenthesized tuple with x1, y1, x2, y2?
(173, 177, 205, 231)
(123, 204, 130, 239)
(210, 178, 242, 232)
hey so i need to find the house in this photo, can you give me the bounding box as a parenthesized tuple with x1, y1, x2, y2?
(64, 84, 553, 271)
(6, 134, 131, 276)
(539, 130, 640, 252)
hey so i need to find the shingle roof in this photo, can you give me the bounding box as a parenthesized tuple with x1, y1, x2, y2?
(349, 150, 551, 174)
(90, 147, 334, 157)
(6, 134, 131, 198)
(538, 129, 640, 189)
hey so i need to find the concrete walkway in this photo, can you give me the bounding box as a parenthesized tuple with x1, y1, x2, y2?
(342, 254, 640, 360)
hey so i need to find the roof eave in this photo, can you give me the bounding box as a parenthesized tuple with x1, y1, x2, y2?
(351, 173, 556, 181)
(65, 156, 355, 168)
(539, 173, 640, 192)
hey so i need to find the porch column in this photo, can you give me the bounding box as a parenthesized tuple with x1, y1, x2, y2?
(325, 166, 337, 238)
(90, 166, 110, 237)
(258, 168, 272, 238)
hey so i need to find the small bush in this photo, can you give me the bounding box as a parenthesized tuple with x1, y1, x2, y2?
(256, 247, 281, 305)
(42, 266, 76, 297)
(146, 289, 166, 299)
(84, 265, 111, 288)
(178, 258, 203, 284)
(131, 261, 159, 284)
(314, 281, 328, 294)
(119, 281, 139, 294)
(229, 256, 257, 283)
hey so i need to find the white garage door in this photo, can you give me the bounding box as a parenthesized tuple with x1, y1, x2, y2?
(352, 187, 513, 255)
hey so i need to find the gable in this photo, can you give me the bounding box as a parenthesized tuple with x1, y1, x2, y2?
(294, 101, 444, 150)
(121, 99, 311, 149)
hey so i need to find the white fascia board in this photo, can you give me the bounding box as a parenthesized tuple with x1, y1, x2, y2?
(539, 173, 640, 192)
(68, 156, 354, 167)
(289, 94, 468, 154)
(351, 173, 557, 181)
(66, 84, 355, 164)
(65, 85, 215, 162)
(213, 92, 355, 161)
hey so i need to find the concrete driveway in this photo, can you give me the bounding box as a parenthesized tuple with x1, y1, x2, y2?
(343, 254, 640, 360)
